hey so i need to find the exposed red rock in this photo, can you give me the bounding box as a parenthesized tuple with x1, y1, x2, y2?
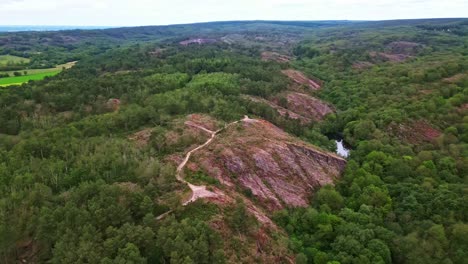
(352, 61, 374, 69)
(261, 51, 291, 63)
(180, 38, 217, 46)
(189, 118, 346, 211)
(388, 120, 442, 144)
(16, 238, 40, 264)
(420, 89, 434, 95)
(106, 98, 121, 111)
(368, 41, 421, 64)
(282, 69, 322, 90)
(244, 95, 312, 124)
(185, 114, 221, 132)
(386, 41, 423, 55)
(128, 128, 153, 147)
(443, 72, 467, 83)
(369, 51, 411, 63)
(246, 92, 334, 124)
(283, 92, 334, 121)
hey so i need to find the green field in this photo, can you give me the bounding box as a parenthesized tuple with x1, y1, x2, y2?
(0, 71, 61, 86)
(0, 55, 30, 66)
(0, 61, 76, 87)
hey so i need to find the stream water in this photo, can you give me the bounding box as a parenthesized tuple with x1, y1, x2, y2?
(336, 140, 350, 158)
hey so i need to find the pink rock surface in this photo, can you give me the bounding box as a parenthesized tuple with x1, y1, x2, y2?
(192, 118, 346, 211)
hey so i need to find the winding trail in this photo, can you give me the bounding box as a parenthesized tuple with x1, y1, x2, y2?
(156, 116, 249, 219)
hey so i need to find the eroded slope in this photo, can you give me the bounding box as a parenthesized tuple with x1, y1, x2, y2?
(187, 117, 346, 211)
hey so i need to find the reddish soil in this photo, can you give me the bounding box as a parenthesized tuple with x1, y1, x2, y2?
(16, 239, 40, 263)
(369, 51, 411, 63)
(443, 72, 467, 83)
(458, 103, 468, 113)
(386, 41, 423, 55)
(209, 213, 291, 263)
(419, 89, 434, 95)
(128, 128, 153, 147)
(106, 98, 121, 111)
(180, 38, 217, 46)
(261, 51, 291, 63)
(283, 92, 334, 121)
(189, 118, 346, 211)
(282, 69, 322, 90)
(352, 61, 374, 69)
(388, 120, 442, 144)
(185, 114, 221, 132)
(244, 95, 312, 124)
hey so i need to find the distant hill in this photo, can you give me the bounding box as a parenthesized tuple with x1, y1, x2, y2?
(0, 25, 112, 32)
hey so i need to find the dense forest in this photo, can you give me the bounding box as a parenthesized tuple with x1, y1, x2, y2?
(0, 19, 467, 263)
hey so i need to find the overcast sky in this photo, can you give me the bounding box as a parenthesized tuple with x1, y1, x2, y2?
(1, 0, 467, 26)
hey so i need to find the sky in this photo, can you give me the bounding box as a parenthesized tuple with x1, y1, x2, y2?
(0, 0, 467, 26)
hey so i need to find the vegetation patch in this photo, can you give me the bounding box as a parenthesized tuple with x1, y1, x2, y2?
(0, 61, 76, 87)
(0, 70, 61, 86)
(0, 54, 30, 66)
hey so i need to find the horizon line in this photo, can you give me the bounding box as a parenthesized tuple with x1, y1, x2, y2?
(1, 17, 467, 29)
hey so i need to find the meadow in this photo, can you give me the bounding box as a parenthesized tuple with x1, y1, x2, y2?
(0, 61, 76, 86)
(0, 70, 61, 86)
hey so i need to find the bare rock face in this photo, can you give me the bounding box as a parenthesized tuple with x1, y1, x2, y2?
(179, 38, 217, 46)
(245, 93, 333, 124)
(106, 98, 121, 111)
(261, 51, 291, 63)
(128, 128, 153, 147)
(282, 69, 322, 90)
(244, 95, 312, 124)
(283, 92, 334, 121)
(369, 51, 411, 63)
(388, 120, 442, 144)
(386, 41, 423, 55)
(190, 118, 346, 210)
(352, 61, 374, 70)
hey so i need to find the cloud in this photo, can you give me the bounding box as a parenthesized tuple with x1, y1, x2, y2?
(0, 0, 466, 26)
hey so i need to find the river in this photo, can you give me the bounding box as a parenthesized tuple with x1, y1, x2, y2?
(336, 140, 350, 158)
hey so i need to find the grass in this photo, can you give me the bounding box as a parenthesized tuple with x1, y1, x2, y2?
(0, 61, 76, 87)
(0, 55, 30, 66)
(0, 71, 61, 86)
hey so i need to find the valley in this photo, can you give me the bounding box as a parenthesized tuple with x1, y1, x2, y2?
(0, 18, 466, 264)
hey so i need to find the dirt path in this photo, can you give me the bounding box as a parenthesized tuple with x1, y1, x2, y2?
(156, 116, 247, 219)
(178, 117, 247, 205)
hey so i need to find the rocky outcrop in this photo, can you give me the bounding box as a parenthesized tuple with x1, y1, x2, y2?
(180, 38, 217, 46)
(188, 118, 346, 210)
(261, 51, 291, 63)
(367, 41, 422, 64)
(128, 128, 153, 147)
(352, 61, 374, 70)
(282, 69, 322, 90)
(282, 92, 334, 121)
(244, 95, 312, 124)
(388, 120, 442, 144)
(245, 93, 333, 124)
(369, 51, 411, 63)
(386, 41, 423, 55)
